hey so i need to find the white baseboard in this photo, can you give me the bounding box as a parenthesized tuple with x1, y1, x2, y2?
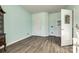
(7, 35, 32, 46)
(61, 40, 72, 46)
(0, 35, 32, 49)
(39, 35, 48, 37)
(32, 34, 48, 37)
(73, 38, 77, 45)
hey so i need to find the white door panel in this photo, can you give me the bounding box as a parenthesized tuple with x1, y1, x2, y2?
(32, 15, 41, 36)
(61, 9, 72, 46)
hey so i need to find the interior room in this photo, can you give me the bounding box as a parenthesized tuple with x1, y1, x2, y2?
(0, 5, 79, 53)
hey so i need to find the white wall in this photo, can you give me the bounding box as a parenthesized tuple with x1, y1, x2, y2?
(48, 12, 61, 37)
(32, 12, 48, 36)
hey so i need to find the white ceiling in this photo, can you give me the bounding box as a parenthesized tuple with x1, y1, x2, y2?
(22, 5, 67, 13)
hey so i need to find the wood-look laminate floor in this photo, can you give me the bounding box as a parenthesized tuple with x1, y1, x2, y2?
(0, 36, 73, 53)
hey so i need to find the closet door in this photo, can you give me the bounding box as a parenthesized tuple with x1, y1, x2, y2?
(32, 15, 41, 36)
(61, 9, 72, 46)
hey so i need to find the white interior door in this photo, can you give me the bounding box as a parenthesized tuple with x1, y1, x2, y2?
(32, 15, 41, 36)
(61, 9, 72, 46)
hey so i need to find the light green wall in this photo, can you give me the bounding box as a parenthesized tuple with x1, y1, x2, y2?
(48, 12, 61, 36)
(2, 5, 32, 45)
(66, 5, 79, 38)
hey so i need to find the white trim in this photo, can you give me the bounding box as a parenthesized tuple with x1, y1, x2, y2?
(73, 8, 75, 38)
(7, 35, 32, 46)
(73, 38, 77, 53)
(32, 34, 48, 37)
(40, 35, 48, 37)
(0, 35, 32, 49)
(61, 40, 72, 46)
